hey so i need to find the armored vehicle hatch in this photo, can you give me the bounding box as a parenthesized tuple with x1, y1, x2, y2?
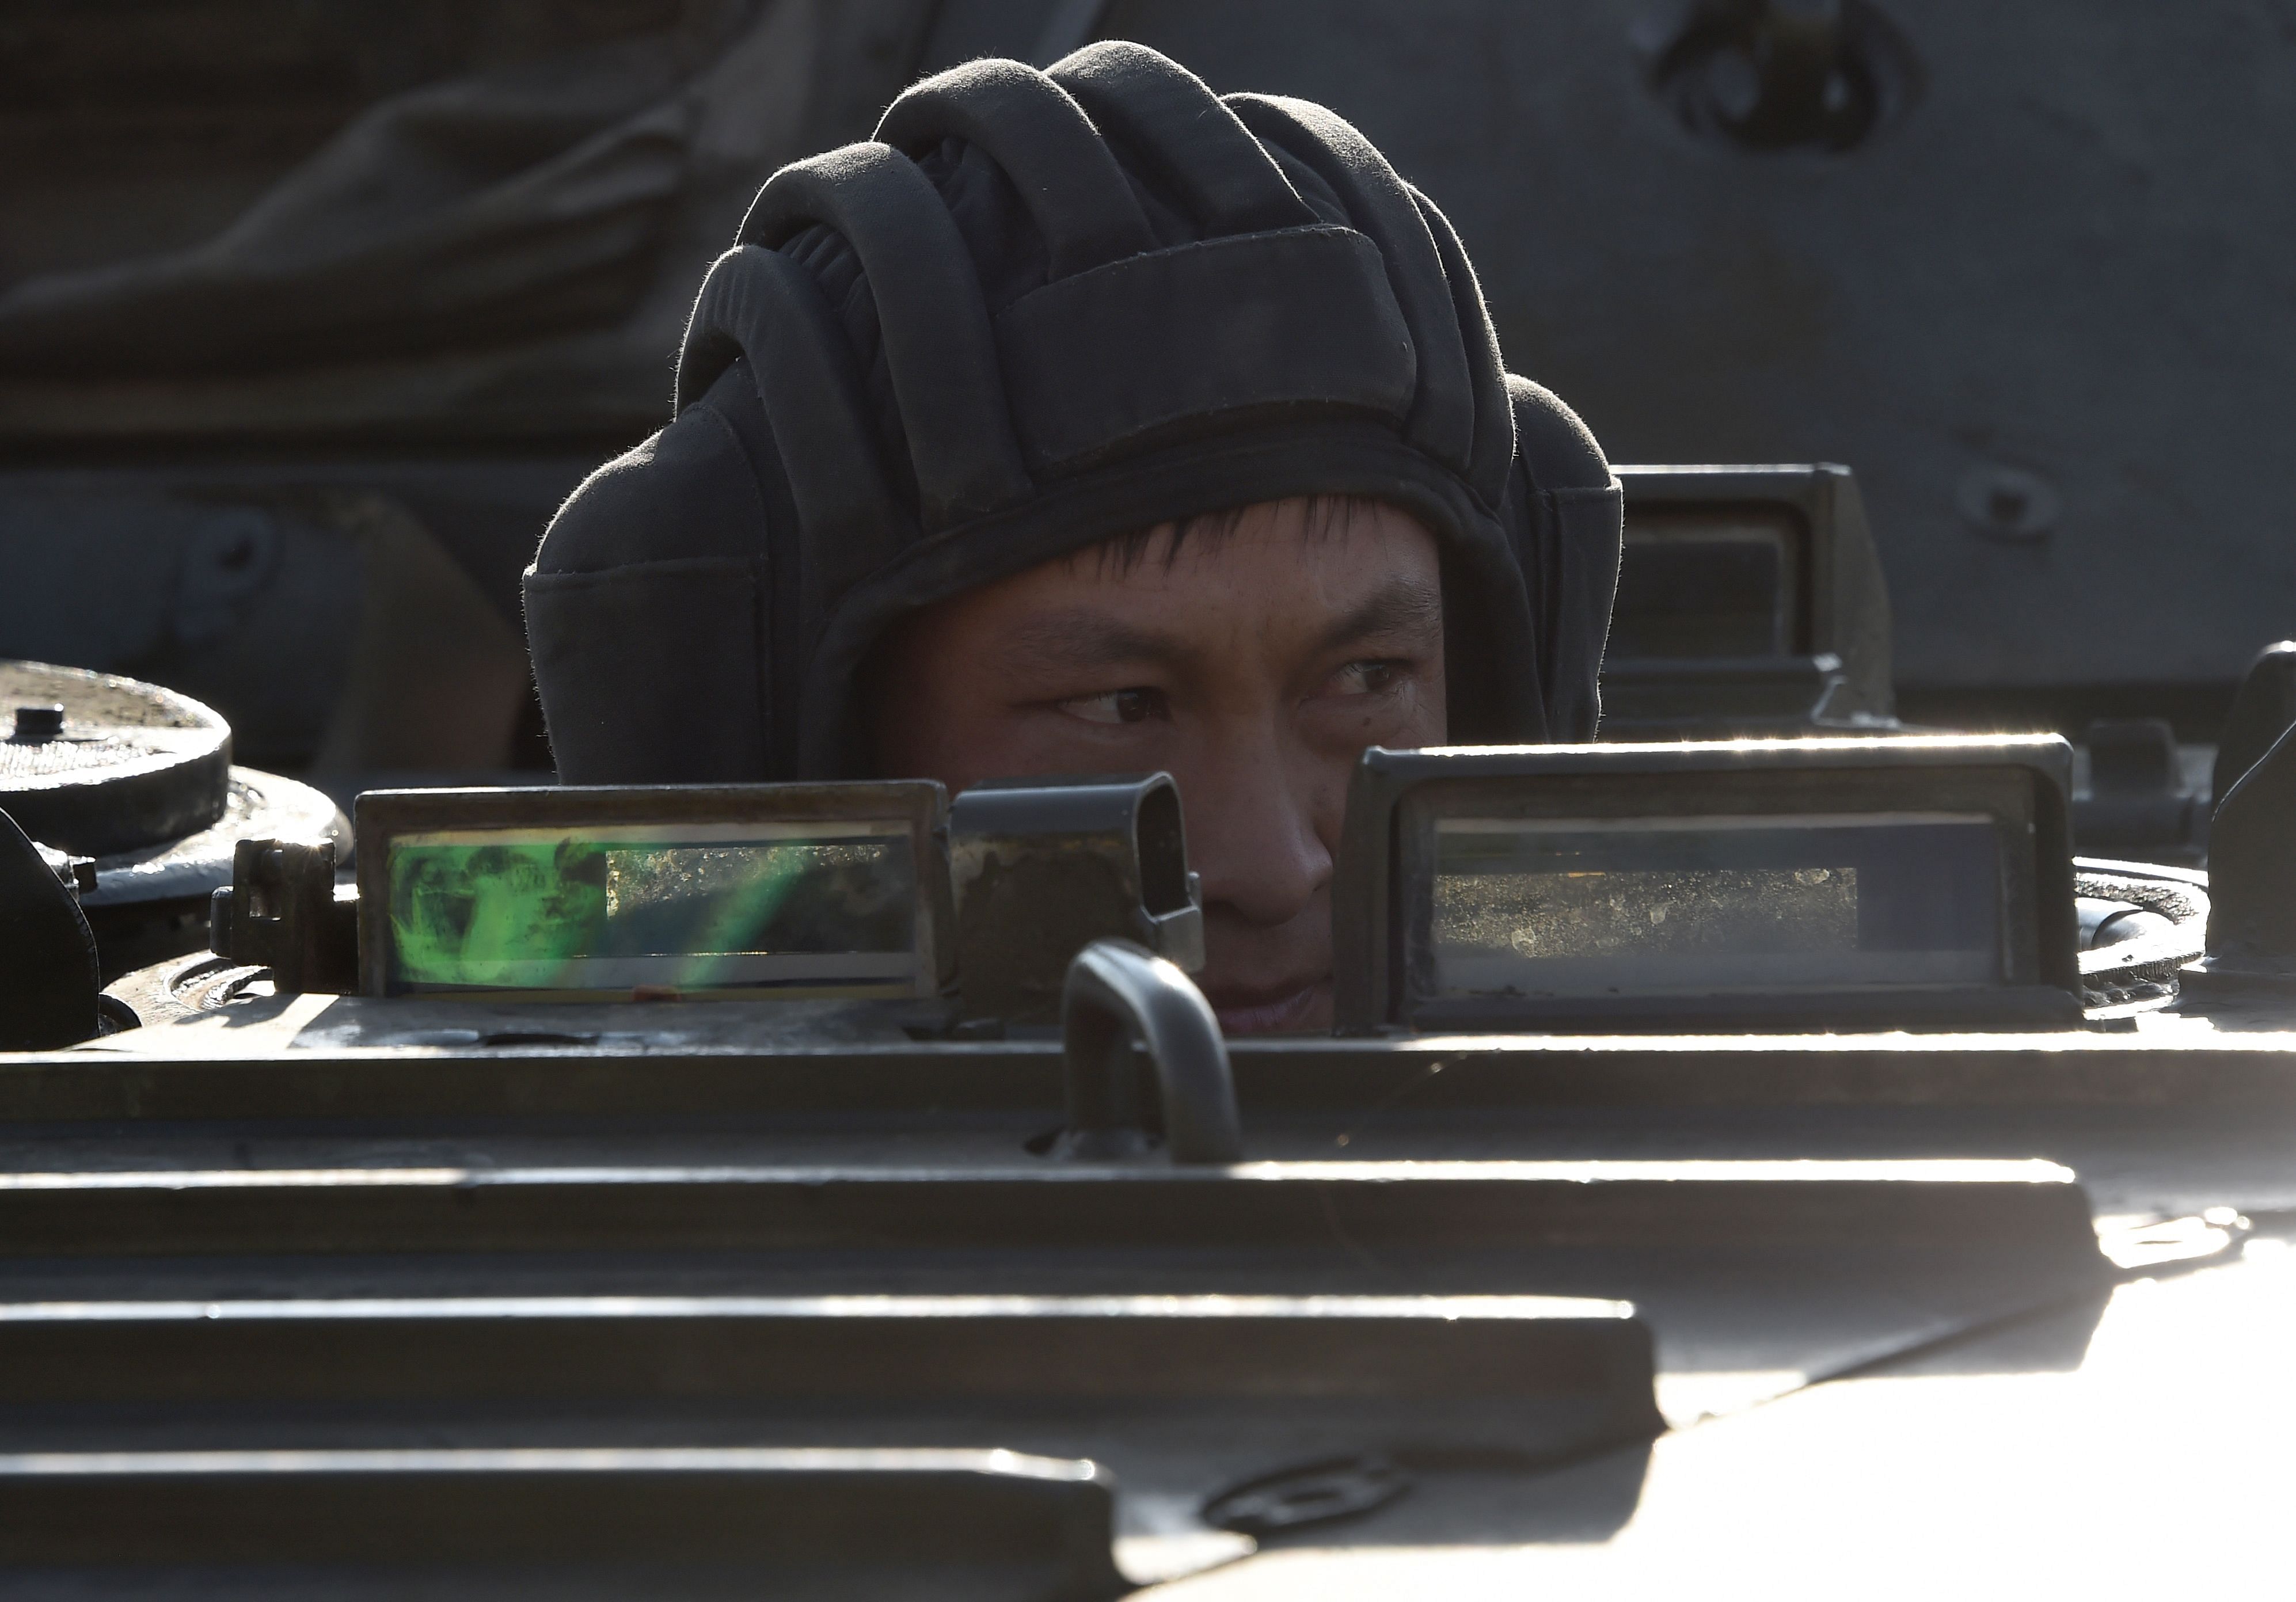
(5, 644, 2296, 1587)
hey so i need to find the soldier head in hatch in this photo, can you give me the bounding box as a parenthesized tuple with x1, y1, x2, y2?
(524, 43, 1622, 1034)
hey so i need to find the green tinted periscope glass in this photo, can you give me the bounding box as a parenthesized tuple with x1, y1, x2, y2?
(1426, 812, 2003, 999)
(385, 821, 919, 998)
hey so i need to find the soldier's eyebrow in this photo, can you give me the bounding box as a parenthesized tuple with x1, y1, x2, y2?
(998, 612, 1199, 675)
(1314, 577, 1444, 656)
(995, 577, 1443, 680)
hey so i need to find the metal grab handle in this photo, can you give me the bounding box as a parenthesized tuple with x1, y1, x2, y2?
(1056, 939, 1242, 1164)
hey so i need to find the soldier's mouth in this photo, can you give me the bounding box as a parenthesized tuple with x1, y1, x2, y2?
(1210, 979, 1330, 1036)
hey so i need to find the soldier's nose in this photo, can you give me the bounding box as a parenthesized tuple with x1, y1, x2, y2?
(1182, 744, 1332, 929)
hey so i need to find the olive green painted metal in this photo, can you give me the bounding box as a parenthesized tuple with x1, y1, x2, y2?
(0, 1447, 1131, 1598)
(951, 773, 1205, 1024)
(1604, 464, 1894, 735)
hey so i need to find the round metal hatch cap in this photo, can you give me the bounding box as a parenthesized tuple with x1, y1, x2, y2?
(0, 660, 231, 856)
(81, 766, 346, 911)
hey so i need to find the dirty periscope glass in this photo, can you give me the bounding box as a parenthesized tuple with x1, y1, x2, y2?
(385, 820, 922, 999)
(1421, 812, 2004, 1002)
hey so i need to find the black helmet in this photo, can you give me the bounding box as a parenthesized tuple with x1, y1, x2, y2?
(526, 41, 1621, 782)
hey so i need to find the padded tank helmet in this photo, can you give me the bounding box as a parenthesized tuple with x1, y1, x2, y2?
(526, 41, 1623, 782)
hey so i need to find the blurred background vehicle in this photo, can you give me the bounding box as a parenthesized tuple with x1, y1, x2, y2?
(2, 0, 2285, 818)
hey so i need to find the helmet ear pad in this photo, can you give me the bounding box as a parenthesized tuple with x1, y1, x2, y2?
(526, 43, 1622, 782)
(525, 361, 789, 783)
(1500, 375, 1627, 745)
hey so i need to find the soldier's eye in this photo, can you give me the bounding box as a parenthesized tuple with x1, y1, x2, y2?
(1060, 687, 1168, 725)
(1328, 660, 1407, 697)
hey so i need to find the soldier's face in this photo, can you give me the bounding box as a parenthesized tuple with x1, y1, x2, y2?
(872, 497, 1447, 1033)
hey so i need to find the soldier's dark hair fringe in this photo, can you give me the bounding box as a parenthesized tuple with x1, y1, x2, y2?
(1081, 493, 1397, 576)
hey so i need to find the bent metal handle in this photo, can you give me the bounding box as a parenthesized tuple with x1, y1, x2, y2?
(1059, 939, 1242, 1164)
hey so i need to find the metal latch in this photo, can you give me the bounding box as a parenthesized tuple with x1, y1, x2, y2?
(1051, 939, 1241, 1165)
(210, 838, 356, 995)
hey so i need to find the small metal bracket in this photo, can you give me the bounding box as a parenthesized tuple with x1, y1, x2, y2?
(950, 773, 1203, 1025)
(2214, 641, 2296, 809)
(2195, 715, 2296, 986)
(210, 837, 355, 995)
(1052, 939, 1241, 1165)
(2074, 718, 2199, 861)
(32, 841, 96, 897)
